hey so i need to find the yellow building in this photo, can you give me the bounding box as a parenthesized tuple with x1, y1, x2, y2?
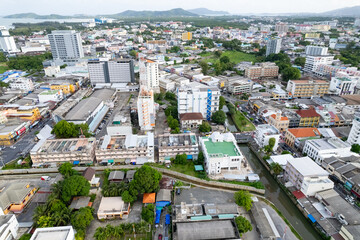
(182, 32, 192, 41)
(0, 182, 37, 214)
(268, 112, 289, 132)
(50, 83, 77, 95)
(305, 33, 321, 39)
(6, 107, 41, 123)
(0, 121, 30, 146)
(296, 109, 320, 127)
(286, 80, 329, 98)
(285, 128, 320, 147)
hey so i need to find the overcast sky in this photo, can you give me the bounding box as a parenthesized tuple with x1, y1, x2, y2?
(1, 0, 359, 15)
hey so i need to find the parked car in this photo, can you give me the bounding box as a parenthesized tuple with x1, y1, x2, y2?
(41, 176, 51, 181)
(158, 234, 163, 240)
(176, 188, 181, 195)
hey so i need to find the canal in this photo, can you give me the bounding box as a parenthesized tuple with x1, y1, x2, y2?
(239, 145, 322, 240)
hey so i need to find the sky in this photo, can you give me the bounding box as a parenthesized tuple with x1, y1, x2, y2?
(1, 0, 360, 15)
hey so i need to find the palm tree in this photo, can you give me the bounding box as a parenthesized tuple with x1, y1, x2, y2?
(52, 207, 71, 226)
(270, 162, 283, 175)
(33, 204, 48, 223)
(114, 225, 124, 238)
(104, 224, 115, 239)
(51, 182, 63, 199)
(94, 227, 106, 240)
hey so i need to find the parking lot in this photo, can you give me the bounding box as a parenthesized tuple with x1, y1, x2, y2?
(174, 187, 236, 205)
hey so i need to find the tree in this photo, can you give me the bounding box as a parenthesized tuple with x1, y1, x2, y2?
(199, 122, 211, 133)
(281, 150, 291, 155)
(59, 162, 77, 178)
(19, 234, 32, 240)
(220, 56, 230, 64)
(281, 67, 301, 81)
(214, 50, 222, 58)
(219, 96, 226, 110)
(268, 137, 276, 151)
(196, 151, 205, 165)
(211, 110, 226, 124)
(199, 61, 209, 75)
(294, 57, 306, 67)
(121, 190, 137, 203)
(129, 50, 137, 57)
(71, 207, 94, 231)
(351, 144, 360, 153)
(174, 154, 187, 164)
(270, 162, 283, 175)
(234, 190, 253, 211)
(235, 216, 252, 236)
(141, 204, 155, 224)
(0, 52, 6, 62)
(52, 120, 78, 138)
(131, 165, 162, 194)
(61, 175, 90, 202)
(37, 216, 55, 228)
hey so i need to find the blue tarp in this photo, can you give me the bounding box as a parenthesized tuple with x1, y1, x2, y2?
(155, 210, 161, 224)
(156, 201, 170, 208)
(308, 214, 316, 223)
(165, 214, 170, 225)
(73, 161, 80, 165)
(187, 155, 193, 160)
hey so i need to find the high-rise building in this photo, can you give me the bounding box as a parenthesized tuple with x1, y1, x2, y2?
(139, 57, 159, 90)
(88, 58, 135, 86)
(305, 46, 328, 56)
(177, 82, 220, 121)
(266, 38, 282, 56)
(0, 26, 18, 53)
(348, 111, 360, 145)
(137, 87, 155, 131)
(275, 23, 289, 32)
(48, 30, 84, 61)
(304, 55, 334, 74)
(354, 18, 360, 27)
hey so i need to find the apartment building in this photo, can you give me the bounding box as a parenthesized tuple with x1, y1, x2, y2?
(303, 137, 352, 164)
(139, 57, 159, 90)
(305, 46, 328, 56)
(9, 77, 34, 92)
(158, 133, 199, 162)
(96, 133, 154, 164)
(199, 132, 245, 176)
(329, 74, 359, 95)
(254, 124, 281, 150)
(31, 226, 75, 240)
(296, 109, 320, 127)
(179, 113, 204, 129)
(30, 138, 96, 167)
(226, 76, 253, 95)
(285, 128, 320, 148)
(0, 214, 19, 240)
(286, 79, 329, 98)
(347, 111, 360, 145)
(88, 58, 135, 86)
(177, 82, 220, 121)
(304, 55, 334, 74)
(266, 38, 282, 56)
(137, 87, 155, 131)
(0, 26, 18, 53)
(268, 111, 289, 132)
(244, 62, 279, 79)
(48, 30, 84, 61)
(38, 90, 64, 103)
(275, 23, 289, 32)
(284, 157, 333, 196)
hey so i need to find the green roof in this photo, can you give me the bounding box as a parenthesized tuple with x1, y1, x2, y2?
(203, 137, 240, 158)
(194, 165, 204, 171)
(40, 90, 60, 95)
(218, 214, 235, 219)
(191, 215, 212, 221)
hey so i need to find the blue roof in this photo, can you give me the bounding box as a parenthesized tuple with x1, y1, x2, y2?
(73, 161, 80, 165)
(308, 214, 316, 223)
(156, 201, 170, 208)
(194, 165, 204, 171)
(155, 210, 162, 224)
(165, 214, 170, 225)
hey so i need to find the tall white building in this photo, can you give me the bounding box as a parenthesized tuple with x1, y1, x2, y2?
(48, 30, 84, 62)
(88, 58, 135, 86)
(347, 111, 360, 145)
(254, 124, 281, 150)
(329, 73, 359, 95)
(354, 18, 360, 27)
(139, 57, 159, 90)
(0, 26, 18, 53)
(177, 82, 220, 121)
(304, 55, 334, 74)
(137, 87, 155, 131)
(275, 23, 289, 32)
(266, 38, 282, 56)
(305, 46, 328, 56)
(9, 77, 34, 92)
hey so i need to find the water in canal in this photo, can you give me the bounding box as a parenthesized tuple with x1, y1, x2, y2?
(239, 145, 322, 240)
(226, 114, 238, 132)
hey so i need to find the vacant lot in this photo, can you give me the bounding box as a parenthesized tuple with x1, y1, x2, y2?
(202, 51, 257, 64)
(230, 111, 256, 132)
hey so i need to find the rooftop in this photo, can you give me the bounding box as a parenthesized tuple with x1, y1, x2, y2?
(287, 128, 320, 138)
(307, 137, 350, 150)
(287, 157, 329, 177)
(30, 226, 74, 240)
(39, 90, 61, 95)
(296, 109, 321, 118)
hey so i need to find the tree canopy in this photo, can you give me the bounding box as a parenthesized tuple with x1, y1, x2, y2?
(234, 190, 253, 211)
(131, 165, 162, 194)
(61, 175, 90, 202)
(235, 216, 253, 236)
(173, 154, 188, 164)
(51, 120, 91, 138)
(294, 57, 306, 67)
(141, 204, 155, 224)
(351, 144, 360, 154)
(281, 67, 301, 81)
(199, 122, 211, 133)
(270, 162, 283, 175)
(70, 207, 94, 231)
(211, 110, 226, 124)
(219, 96, 226, 110)
(58, 162, 77, 178)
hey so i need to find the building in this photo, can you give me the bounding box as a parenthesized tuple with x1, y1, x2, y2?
(139, 57, 159, 90)
(0, 26, 18, 53)
(244, 62, 279, 80)
(97, 197, 130, 219)
(96, 133, 155, 164)
(44, 66, 61, 77)
(30, 226, 75, 240)
(0, 120, 31, 146)
(304, 56, 334, 74)
(177, 82, 220, 121)
(266, 38, 282, 56)
(329, 75, 358, 96)
(108, 171, 125, 182)
(347, 111, 360, 145)
(137, 87, 155, 131)
(9, 77, 34, 92)
(0, 214, 19, 240)
(286, 79, 329, 98)
(30, 138, 96, 167)
(179, 113, 204, 129)
(296, 109, 321, 127)
(268, 111, 289, 131)
(226, 76, 253, 95)
(88, 58, 135, 86)
(158, 133, 199, 162)
(0, 182, 37, 214)
(181, 32, 192, 41)
(284, 156, 334, 196)
(82, 167, 99, 187)
(3, 106, 41, 124)
(254, 124, 281, 150)
(48, 30, 84, 63)
(338, 225, 360, 240)
(38, 90, 64, 103)
(303, 137, 352, 164)
(305, 46, 328, 56)
(275, 23, 289, 32)
(285, 128, 320, 148)
(199, 132, 245, 175)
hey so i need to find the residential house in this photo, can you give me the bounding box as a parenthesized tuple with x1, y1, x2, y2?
(285, 128, 321, 148)
(97, 197, 130, 219)
(0, 182, 37, 214)
(179, 113, 204, 129)
(296, 109, 320, 127)
(108, 171, 125, 182)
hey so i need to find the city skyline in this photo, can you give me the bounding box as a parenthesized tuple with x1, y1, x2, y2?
(1, 0, 360, 15)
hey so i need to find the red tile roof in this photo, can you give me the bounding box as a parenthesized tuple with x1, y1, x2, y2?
(180, 112, 204, 121)
(287, 128, 320, 138)
(296, 109, 320, 118)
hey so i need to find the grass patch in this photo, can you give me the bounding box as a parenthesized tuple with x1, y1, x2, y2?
(148, 162, 209, 180)
(218, 180, 265, 189)
(203, 51, 257, 64)
(0, 65, 9, 74)
(230, 111, 256, 132)
(2, 156, 32, 170)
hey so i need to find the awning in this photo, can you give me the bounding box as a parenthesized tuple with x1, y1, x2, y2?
(308, 214, 316, 223)
(165, 214, 170, 225)
(187, 155, 193, 160)
(108, 159, 114, 163)
(73, 161, 80, 165)
(155, 209, 161, 224)
(194, 165, 204, 171)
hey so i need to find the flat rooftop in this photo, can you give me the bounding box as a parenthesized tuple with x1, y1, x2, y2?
(203, 138, 239, 157)
(288, 157, 329, 177)
(34, 138, 95, 154)
(308, 137, 350, 150)
(31, 226, 73, 240)
(158, 133, 197, 147)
